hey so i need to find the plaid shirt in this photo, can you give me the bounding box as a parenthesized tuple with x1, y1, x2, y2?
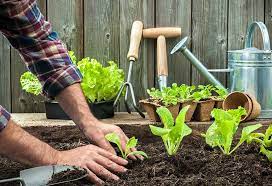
(0, 0, 82, 131)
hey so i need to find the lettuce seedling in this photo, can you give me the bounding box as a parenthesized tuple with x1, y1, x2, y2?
(149, 106, 192, 156)
(247, 125, 272, 161)
(178, 84, 196, 101)
(214, 86, 228, 100)
(20, 71, 42, 96)
(192, 85, 214, 101)
(105, 132, 148, 159)
(147, 88, 162, 100)
(202, 107, 262, 155)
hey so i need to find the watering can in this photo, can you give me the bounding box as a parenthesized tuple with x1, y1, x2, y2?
(170, 21, 272, 118)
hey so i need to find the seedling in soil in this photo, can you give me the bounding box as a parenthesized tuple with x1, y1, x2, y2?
(105, 133, 148, 159)
(247, 125, 272, 161)
(149, 106, 192, 156)
(192, 85, 214, 101)
(213, 85, 228, 100)
(202, 107, 262, 155)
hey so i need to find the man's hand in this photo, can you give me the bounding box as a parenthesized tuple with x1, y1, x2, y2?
(82, 121, 143, 160)
(56, 84, 143, 160)
(56, 145, 128, 185)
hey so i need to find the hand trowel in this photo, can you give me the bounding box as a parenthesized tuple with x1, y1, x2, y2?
(0, 165, 87, 186)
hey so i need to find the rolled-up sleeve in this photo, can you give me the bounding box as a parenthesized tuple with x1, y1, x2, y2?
(0, 0, 82, 98)
(0, 106, 11, 132)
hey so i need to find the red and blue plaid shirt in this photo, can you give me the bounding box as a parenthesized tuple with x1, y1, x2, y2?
(0, 0, 82, 131)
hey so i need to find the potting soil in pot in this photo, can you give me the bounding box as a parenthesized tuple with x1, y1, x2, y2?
(1, 126, 272, 185)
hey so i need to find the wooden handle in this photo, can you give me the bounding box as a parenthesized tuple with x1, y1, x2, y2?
(127, 21, 143, 60)
(157, 35, 168, 76)
(143, 27, 181, 38)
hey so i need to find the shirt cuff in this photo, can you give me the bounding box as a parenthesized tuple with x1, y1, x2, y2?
(0, 106, 11, 132)
(42, 65, 82, 98)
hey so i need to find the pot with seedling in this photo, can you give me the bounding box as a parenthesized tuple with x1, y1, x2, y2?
(212, 86, 228, 109)
(140, 85, 180, 122)
(20, 51, 124, 119)
(192, 85, 215, 121)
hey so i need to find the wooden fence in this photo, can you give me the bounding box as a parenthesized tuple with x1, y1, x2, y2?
(0, 0, 271, 113)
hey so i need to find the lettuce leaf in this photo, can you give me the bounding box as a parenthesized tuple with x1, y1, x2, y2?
(20, 72, 42, 96)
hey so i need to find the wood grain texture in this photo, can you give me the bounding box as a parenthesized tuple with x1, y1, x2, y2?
(265, 0, 272, 48)
(84, 0, 120, 64)
(0, 35, 11, 111)
(47, 0, 83, 59)
(156, 0, 191, 87)
(10, 0, 47, 112)
(119, 0, 155, 110)
(228, 0, 265, 50)
(192, 0, 228, 85)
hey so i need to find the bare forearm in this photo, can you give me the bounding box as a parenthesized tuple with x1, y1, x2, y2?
(56, 83, 98, 129)
(0, 120, 59, 166)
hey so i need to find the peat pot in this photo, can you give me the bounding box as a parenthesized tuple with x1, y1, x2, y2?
(171, 21, 272, 118)
(45, 101, 114, 120)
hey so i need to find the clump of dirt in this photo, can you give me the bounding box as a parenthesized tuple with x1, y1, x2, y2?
(0, 126, 272, 186)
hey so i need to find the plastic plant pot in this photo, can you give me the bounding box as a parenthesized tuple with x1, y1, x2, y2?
(180, 100, 197, 122)
(45, 100, 115, 120)
(193, 99, 215, 121)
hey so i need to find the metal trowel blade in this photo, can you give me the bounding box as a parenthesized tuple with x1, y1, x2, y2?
(20, 165, 86, 186)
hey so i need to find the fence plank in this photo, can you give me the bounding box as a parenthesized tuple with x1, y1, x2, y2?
(228, 0, 264, 51)
(47, 0, 84, 59)
(11, 0, 47, 113)
(0, 36, 11, 111)
(156, 0, 191, 86)
(191, 0, 228, 86)
(265, 0, 272, 47)
(119, 0, 155, 110)
(84, 0, 120, 64)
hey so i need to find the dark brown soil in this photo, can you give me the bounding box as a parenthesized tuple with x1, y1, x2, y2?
(0, 125, 272, 186)
(47, 167, 87, 185)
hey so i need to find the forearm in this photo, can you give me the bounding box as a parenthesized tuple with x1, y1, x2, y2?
(56, 83, 98, 129)
(0, 120, 59, 166)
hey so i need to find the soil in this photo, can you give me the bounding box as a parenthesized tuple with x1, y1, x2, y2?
(0, 125, 272, 186)
(47, 168, 87, 185)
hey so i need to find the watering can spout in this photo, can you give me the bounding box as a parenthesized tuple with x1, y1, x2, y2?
(170, 37, 227, 92)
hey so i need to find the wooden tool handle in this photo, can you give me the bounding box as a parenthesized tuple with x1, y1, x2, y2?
(157, 35, 168, 76)
(143, 27, 181, 38)
(127, 21, 144, 60)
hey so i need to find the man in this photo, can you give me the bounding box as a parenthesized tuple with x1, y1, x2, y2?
(0, 0, 140, 184)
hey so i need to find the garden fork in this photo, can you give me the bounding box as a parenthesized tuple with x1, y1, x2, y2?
(114, 21, 145, 118)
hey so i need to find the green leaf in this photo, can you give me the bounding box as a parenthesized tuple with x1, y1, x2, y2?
(149, 125, 171, 136)
(20, 72, 42, 96)
(105, 133, 124, 157)
(260, 145, 272, 162)
(125, 137, 137, 155)
(175, 105, 189, 126)
(156, 107, 174, 128)
(230, 124, 262, 154)
(127, 151, 148, 159)
(264, 125, 272, 147)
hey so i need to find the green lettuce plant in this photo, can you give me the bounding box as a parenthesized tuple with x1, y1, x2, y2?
(149, 106, 192, 156)
(202, 107, 262, 155)
(20, 51, 124, 103)
(105, 132, 148, 159)
(246, 125, 272, 161)
(20, 71, 42, 95)
(192, 85, 214, 101)
(213, 86, 228, 100)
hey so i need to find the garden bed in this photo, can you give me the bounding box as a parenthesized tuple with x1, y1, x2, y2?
(1, 123, 272, 185)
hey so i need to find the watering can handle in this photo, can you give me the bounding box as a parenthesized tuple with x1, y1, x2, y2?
(245, 21, 271, 50)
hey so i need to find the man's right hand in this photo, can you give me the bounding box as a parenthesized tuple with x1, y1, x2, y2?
(56, 144, 128, 185)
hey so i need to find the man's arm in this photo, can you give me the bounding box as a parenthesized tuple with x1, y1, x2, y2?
(0, 119, 128, 184)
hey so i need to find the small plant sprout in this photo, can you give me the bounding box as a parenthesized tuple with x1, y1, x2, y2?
(192, 84, 214, 101)
(202, 107, 262, 155)
(105, 133, 148, 159)
(246, 125, 272, 161)
(214, 86, 228, 100)
(149, 106, 192, 156)
(20, 71, 42, 95)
